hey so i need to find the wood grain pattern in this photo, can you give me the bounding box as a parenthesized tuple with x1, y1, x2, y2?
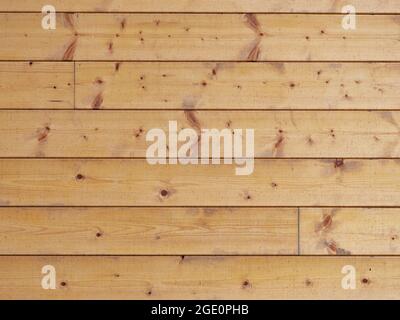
(1, 159, 400, 206)
(2, 110, 400, 158)
(76, 62, 400, 110)
(0, 256, 399, 299)
(0, 62, 73, 109)
(0, 207, 297, 255)
(2, 14, 400, 61)
(1, 0, 399, 13)
(2, 4, 400, 301)
(300, 208, 400, 255)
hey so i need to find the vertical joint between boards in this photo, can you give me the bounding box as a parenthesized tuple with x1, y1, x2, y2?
(73, 61, 76, 110)
(297, 207, 301, 255)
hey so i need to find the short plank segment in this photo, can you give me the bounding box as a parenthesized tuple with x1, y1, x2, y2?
(3, 110, 400, 158)
(0, 62, 74, 109)
(0, 207, 297, 255)
(2, 14, 400, 61)
(300, 208, 400, 255)
(1, 159, 400, 206)
(76, 62, 400, 110)
(1, 0, 399, 13)
(0, 256, 398, 299)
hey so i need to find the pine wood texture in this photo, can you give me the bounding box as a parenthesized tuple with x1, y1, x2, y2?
(0, 256, 398, 299)
(300, 208, 400, 255)
(1, 2, 400, 300)
(0, 62, 73, 109)
(2, 14, 400, 61)
(0, 207, 297, 255)
(1, 0, 399, 13)
(2, 110, 400, 158)
(1, 159, 400, 206)
(76, 62, 400, 110)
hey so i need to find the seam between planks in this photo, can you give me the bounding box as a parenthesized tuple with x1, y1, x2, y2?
(297, 208, 300, 255)
(0, 254, 400, 259)
(4, 109, 400, 112)
(1, 12, 400, 15)
(3, 205, 400, 210)
(73, 61, 76, 109)
(4, 60, 400, 63)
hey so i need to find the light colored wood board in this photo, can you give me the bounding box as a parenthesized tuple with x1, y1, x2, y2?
(0, 62, 73, 109)
(1, 159, 400, 206)
(76, 62, 400, 110)
(2, 14, 400, 61)
(0, 256, 399, 299)
(1, 0, 399, 13)
(3, 110, 400, 158)
(0, 207, 297, 255)
(300, 208, 400, 255)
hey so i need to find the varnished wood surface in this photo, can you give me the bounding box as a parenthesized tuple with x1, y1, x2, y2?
(0, 256, 399, 300)
(2, 110, 400, 158)
(1, 2, 400, 300)
(1, 14, 400, 61)
(0, 207, 297, 255)
(76, 62, 400, 110)
(1, 0, 399, 13)
(1, 159, 400, 206)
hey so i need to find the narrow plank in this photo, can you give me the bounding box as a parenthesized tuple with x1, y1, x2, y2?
(0, 256, 398, 299)
(0, 207, 297, 255)
(2, 14, 400, 61)
(1, 0, 399, 13)
(300, 208, 400, 255)
(1, 159, 400, 206)
(0, 62, 73, 109)
(3, 110, 400, 158)
(76, 62, 400, 110)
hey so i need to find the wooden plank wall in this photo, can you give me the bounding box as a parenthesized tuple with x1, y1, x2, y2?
(1, 0, 400, 300)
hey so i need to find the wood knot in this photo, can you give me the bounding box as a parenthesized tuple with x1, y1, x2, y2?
(242, 280, 252, 289)
(134, 128, 144, 138)
(94, 77, 104, 85)
(37, 126, 51, 142)
(315, 214, 332, 233)
(92, 93, 103, 110)
(76, 173, 85, 181)
(120, 19, 126, 30)
(334, 159, 344, 168)
(160, 189, 169, 197)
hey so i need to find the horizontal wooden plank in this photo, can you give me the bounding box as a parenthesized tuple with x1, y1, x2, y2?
(1, 159, 400, 206)
(0, 62, 73, 109)
(0, 207, 297, 255)
(76, 62, 400, 110)
(1, 0, 399, 13)
(300, 208, 400, 255)
(2, 14, 400, 61)
(2, 110, 400, 158)
(0, 256, 399, 299)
